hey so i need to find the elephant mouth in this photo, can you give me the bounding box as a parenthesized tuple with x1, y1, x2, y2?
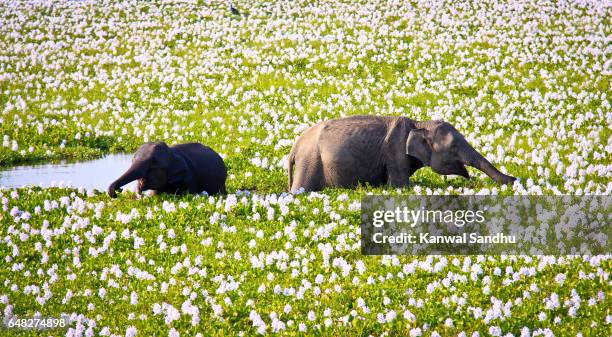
(139, 178, 163, 191)
(139, 179, 152, 191)
(432, 160, 470, 178)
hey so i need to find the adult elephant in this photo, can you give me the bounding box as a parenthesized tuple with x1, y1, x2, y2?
(108, 142, 227, 198)
(287, 115, 516, 192)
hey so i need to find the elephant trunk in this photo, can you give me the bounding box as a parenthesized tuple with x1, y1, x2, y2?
(459, 140, 516, 185)
(108, 164, 145, 198)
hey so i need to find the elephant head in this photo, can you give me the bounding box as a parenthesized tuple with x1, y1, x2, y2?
(108, 142, 190, 198)
(406, 121, 516, 185)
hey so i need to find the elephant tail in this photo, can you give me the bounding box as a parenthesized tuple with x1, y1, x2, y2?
(287, 141, 297, 191)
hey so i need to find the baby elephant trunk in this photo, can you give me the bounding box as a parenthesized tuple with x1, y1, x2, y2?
(108, 164, 145, 198)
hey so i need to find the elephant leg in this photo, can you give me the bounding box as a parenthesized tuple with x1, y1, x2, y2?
(380, 117, 413, 188)
(407, 159, 424, 178)
(386, 165, 411, 188)
(385, 154, 412, 188)
(291, 153, 324, 193)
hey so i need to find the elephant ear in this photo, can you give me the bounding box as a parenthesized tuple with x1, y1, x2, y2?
(406, 129, 432, 166)
(152, 142, 190, 187)
(153, 142, 172, 168)
(167, 152, 191, 187)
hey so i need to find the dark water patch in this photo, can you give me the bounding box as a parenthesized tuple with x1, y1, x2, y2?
(0, 154, 138, 192)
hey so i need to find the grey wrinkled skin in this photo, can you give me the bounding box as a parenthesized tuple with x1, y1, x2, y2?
(108, 142, 227, 198)
(287, 115, 516, 193)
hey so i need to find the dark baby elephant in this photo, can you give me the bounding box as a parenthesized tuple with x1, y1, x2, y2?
(287, 115, 516, 192)
(108, 142, 227, 198)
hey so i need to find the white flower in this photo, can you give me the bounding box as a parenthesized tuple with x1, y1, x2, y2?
(555, 273, 566, 286)
(538, 312, 547, 321)
(125, 326, 137, 337)
(409, 327, 422, 337)
(489, 326, 502, 336)
(385, 310, 396, 322)
(168, 328, 179, 337)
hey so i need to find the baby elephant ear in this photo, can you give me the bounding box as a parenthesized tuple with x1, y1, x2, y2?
(406, 129, 432, 166)
(167, 153, 191, 187)
(152, 142, 172, 168)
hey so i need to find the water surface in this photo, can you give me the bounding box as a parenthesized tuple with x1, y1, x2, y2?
(0, 154, 139, 191)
